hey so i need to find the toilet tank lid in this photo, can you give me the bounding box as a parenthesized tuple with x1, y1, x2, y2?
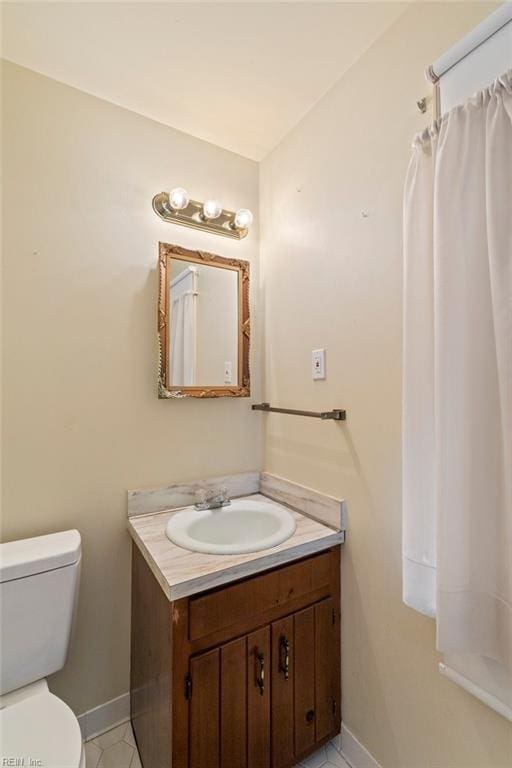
(0, 530, 81, 583)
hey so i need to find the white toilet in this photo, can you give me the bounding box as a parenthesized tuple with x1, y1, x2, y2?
(0, 529, 85, 768)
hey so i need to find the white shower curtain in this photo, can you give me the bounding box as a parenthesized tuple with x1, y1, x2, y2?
(403, 71, 512, 718)
(170, 291, 196, 386)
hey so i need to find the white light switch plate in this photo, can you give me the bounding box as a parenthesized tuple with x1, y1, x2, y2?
(224, 361, 233, 384)
(312, 349, 326, 380)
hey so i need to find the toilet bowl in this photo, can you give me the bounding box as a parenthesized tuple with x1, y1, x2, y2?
(0, 530, 84, 768)
(0, 680, 85, 768)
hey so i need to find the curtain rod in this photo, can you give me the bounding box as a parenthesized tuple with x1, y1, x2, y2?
(425, 4, 512, 83)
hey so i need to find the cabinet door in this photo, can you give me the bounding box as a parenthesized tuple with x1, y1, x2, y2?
(247, 626, 271, 768)
(189, 649, 220, 768)
(314, 597, 341, 741)
(271, 616, 294, 768)
(293, 606, 316, 755)
(283, 597, 341, 764)
(220, 637, 247, 768)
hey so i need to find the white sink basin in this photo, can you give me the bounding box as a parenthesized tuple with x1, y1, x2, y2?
(165, 499, 297, 555)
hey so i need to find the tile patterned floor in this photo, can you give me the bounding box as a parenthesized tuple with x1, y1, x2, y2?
(85, 721, 350, 768)
(85, 722, 140, 768)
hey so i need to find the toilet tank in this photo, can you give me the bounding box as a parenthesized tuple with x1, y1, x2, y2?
(0, 530, 81, 695)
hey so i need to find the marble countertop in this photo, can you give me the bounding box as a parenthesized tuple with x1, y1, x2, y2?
(127, 493, 344, 601)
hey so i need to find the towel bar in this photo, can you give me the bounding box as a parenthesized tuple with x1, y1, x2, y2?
(252, 403, 346, 421)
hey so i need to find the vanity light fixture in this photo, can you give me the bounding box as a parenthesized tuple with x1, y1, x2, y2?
(152, 189, 253, 240)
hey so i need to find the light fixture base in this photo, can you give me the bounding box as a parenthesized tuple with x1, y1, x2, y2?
(152, 193, 249, 240)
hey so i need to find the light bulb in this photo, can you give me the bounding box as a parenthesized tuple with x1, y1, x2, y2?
(202, 199, 222, 220)
(168, 187, 189, 211)
(233, 208, 253, 230)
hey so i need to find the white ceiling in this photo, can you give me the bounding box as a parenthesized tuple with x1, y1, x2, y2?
(2, 2, 408, 159)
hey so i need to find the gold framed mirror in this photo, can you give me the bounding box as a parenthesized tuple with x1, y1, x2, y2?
(158, 243, 250, 398)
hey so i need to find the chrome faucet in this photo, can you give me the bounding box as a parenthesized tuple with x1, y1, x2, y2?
(194, 485, 231, 511)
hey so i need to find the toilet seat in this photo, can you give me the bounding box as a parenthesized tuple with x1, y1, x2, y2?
(0, 689, 84, 768)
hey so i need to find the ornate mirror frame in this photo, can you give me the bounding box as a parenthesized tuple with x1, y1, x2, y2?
(158, 242, 250, 399)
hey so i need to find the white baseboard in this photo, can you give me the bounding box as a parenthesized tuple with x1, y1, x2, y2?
(78, 691, 130, 741)
(340, 722, 382, 768)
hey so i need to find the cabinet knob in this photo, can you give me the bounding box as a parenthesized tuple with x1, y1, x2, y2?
(306, 709, 315, 723)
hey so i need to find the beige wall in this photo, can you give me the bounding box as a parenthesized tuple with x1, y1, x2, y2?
(1, 61, 261, 714)
(169, 259, 239, 386)
(260, 3, 511, 768)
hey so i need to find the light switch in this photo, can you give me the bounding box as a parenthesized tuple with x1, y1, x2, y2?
(224, 361, 233, 384)
(312, 349, 326, 380)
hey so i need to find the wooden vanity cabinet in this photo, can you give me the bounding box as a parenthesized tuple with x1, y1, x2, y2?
(131, 545, 341, 768)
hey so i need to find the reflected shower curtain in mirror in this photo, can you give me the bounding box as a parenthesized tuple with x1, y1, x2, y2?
(170, 291, 197, 386)
(402, 71, 512, 719)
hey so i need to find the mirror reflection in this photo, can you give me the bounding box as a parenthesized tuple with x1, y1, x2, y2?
(169, 258, 239, 387)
